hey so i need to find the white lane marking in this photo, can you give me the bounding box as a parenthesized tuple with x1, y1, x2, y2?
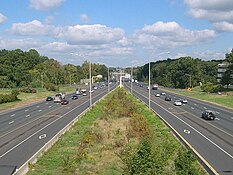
(168, 107, 173, 110)
(38, 110, 42, 112)
(39, 134, 47, 140)
(26, 114, 30, 117)
(25, 109, 29, 112)
(194, 104, 197, 106)
(128, 85, 233, 159)
(215, 118, 220, 121)
(0, 85, 115, 159)
(191, 107, 194, 110)
(184, 129, 191, 134)
(204, 107, 207, 109)
(46, 102, 48, 104)
(9, 121, 14, 124)
(216, 111, 220, 114)
(10, 114, 15, 117)
(37, 106, 40, 108)
(48, 106, 52, 108)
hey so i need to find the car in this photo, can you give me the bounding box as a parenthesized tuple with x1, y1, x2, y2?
(181, 99, 188, 103)
(89, 90, 94, 93)
(161, 92, 166, 96)
(71, 95, 78, 100)
(46, 96, 53, 101)
(202, 110, 216, 120)
(140, 84, 143, 87)
(83, 93, 87, 96)
(155, 93, 160, 97)
(165, 96, 171, 101)
(75, 90, 81, 95)
(61, 99, 69, 105)
(174, 100, 182, 106)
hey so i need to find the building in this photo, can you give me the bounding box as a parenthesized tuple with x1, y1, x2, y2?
(217, 63, 228, 83)
(217, 63, 233, 83)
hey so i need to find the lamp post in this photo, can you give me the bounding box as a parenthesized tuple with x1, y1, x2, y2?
(70, 52, 92, 108)
(185, 74, 192, 88)
(108, 66, 110, 93)
(131, 66, 133, 94)
(41, 72, 44, 89)
(148, 51, 170, 110)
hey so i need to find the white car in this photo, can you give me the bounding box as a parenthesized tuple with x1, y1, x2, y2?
(161, 92, 166, 96)
(174, 100, 182, 106)
(181, 99, 188, 103)
(155, 93, 160, 97)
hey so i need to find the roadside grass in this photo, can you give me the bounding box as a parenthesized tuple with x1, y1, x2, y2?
(26, 88, 207, 175)
(0, 87, 75, 112)
(163, 88, 233, 109)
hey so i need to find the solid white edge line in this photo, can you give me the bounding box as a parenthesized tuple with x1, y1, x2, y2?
(126, 83, 225, 175)
(12, 84, 118, 175)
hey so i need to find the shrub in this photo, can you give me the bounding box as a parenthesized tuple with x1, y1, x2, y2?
(200, 82, 222, 93)
(175, 150, 199, 175)
(45, 83, 59, 91)
(0, 90, 19, 104)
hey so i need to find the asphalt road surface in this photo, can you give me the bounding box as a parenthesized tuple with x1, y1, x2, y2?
(125, 82, 233, 175)
(0, 82, 118, 175)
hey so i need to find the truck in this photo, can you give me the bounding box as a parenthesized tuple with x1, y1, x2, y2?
(152, 84, 158, 90)
(53, 92, 65, 103)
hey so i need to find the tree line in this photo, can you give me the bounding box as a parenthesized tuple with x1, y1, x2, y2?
(0, 49, 108, 88)
(130, 50, 233, 89)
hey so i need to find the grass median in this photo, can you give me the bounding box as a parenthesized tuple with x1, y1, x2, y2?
(27, 87, 207, 175)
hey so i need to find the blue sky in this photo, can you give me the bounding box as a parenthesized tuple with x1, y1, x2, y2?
(0, 0, 233, 67)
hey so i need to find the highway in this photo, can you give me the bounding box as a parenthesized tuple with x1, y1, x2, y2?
(0, 82, 118, 175)
(125, 82, 233, 175)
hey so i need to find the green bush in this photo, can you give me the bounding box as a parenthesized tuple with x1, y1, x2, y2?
(19, 87, 37, 93)
(175, 150, 199, 175)
(45, 83, 59, 91)
(0, 90, 19, 104)
(200, 82, 222, 93)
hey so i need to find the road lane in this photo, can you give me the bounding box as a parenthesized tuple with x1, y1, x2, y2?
(0, 82, 118, 175)
(125, 82, 233, 175)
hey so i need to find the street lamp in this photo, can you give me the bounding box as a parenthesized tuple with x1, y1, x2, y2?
(185, 74, 192, 88)
(70, 52, 92, 108)
(149, 51, 170, 110)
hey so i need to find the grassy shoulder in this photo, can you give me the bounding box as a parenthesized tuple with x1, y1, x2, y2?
(162, 87, 233, 109)
(27, 88, 207, 175)
(0, 87, 75, 112)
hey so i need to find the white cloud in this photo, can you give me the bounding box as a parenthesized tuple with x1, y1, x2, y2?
(0, 13, 7, 24)
(0, 38, 45, 50)
(184, 0, 233, 11)
(184, 0, 233, 32)
(29, 0, 64, 10)
(133, 21, 216, 49)
(80, 14, 89, 23)
(10, 20, 58, 36)
(213, 21, 233, 32)
(59, 24, 125, 45)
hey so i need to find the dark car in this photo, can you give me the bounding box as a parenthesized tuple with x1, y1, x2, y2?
(140, 84, 143, 87)
(202, 110, 216, 120)
(46, 96, 53, 101)
(72, 95, 78, 100)
(61, 99, 69, 105)
(165, 96, 171, 101)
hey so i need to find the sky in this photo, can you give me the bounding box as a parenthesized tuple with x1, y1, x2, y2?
(0, 0, 233, 67)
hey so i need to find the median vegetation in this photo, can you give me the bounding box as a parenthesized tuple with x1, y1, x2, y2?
(27, 88, 207, 175)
